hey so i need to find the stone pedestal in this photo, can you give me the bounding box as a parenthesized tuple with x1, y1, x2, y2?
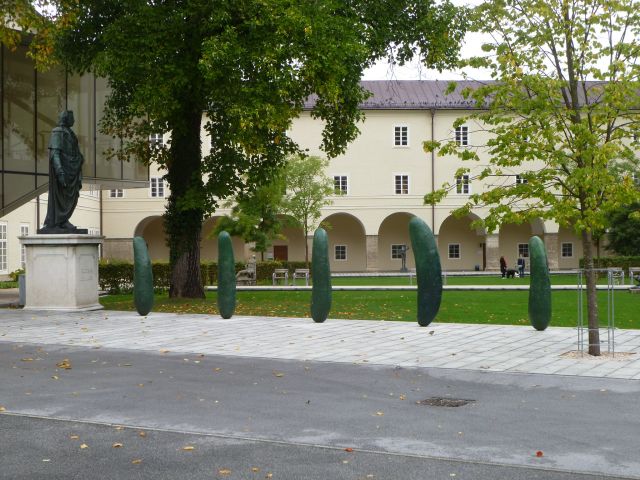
(20, 234, 104, 311)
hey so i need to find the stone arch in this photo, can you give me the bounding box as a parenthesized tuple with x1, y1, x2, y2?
(438, 214, 485, 271)
(377, 212, 416, 271)
(320, 212, 366, 272)
(498, 219, 545, 267)
(133, 216, 168, 261)
(271, 214, 307, 262)
(200, 216, 246, 262)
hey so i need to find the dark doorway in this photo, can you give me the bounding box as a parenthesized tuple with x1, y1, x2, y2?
(273, 245, 288, 261)
(481, 242, 487, 270)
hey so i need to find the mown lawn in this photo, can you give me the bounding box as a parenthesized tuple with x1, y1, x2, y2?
(101, 288, 640, 329)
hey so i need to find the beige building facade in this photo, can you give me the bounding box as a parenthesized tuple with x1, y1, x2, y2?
(2, 80, 595, 276)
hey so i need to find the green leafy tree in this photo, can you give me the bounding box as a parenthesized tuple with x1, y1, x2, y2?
(53, 0, 467, 298)
(607, 203, 640, 256)
(213, 175, 287, 261)
(282, 155, 334, 266)
(425, 0, 640, 355)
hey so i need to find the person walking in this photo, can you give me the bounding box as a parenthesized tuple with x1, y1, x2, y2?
(517, 254, 526, 278)
(500, 256, 507, 278)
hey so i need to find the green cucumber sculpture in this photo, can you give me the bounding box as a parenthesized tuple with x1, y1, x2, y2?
(528, 235, 551, 330)
(409, 217, 442, 326)
(133, 236, 154, 316)
(311, 227, 331, 323)
(217, 231, 236, 319)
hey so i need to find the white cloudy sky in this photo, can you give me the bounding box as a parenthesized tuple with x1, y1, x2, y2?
(362, 0, 489, 81)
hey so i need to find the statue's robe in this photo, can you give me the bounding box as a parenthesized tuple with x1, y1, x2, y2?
(43, 125, 84, 229)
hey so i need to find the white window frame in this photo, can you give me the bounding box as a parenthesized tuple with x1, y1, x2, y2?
(515, 175, 528, 185)
(334, 245, 347, 261)
(561, 242, 573, 258)
(0, 222, 7, 274)
(19, 223, 29, 269)
(455, 125, 469, 146)
(109, 189, 124, 198)
(448, 243, 461, 259)
(149, 176, 166, 198)
(456, 174, 470, 195)
(333, 175, 348, 195)
(394, 174, 410, 195)
(391, 244, 407, 259)
(393, 125, 409, 147)
(149, 133, 164, 147)
(517, 243, 530, 258)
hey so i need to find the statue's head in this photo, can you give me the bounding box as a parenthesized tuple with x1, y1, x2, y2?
(58, 110, 75, 127)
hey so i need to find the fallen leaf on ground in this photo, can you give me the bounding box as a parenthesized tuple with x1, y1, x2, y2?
(69, 435, 79, 440)
(265, 474, 273, 479)
(399, 395, 406, 400)
(536, 451, 544, 457)
(51, 375, 59, 380)
(344, 447, 354, 452)
(131, 459, 142, 464)
(21, 358, 34, 362)
(0, 406, 5, 412)
(114, 426, 124, 431)
(182, 446, 195, 451)
(42, 459, 50, 462)
(56, 359, 72, 369)
(138, 431, 146, 437)
(80, 444, 89, 449)
(273, 371, 284, 377)
(375, 411, 384, 416)
(251, 467, 260, 472)
(112, 443, 123, 448)
(160, 349, 170, 353)
(218, 469, 231, 475)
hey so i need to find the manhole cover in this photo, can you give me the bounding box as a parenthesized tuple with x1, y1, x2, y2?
(417, 397, 475, 407)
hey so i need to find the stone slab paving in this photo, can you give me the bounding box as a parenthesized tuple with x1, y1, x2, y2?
(1, 309, 640, 379)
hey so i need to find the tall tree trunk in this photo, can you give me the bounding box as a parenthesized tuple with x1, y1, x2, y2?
(304, 224, 310, 269)
(581, 230, 600, 356)
(165, 107, 205, 298)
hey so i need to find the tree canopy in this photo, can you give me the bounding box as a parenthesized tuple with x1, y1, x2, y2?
(53, 0, 468, 297)
(607, 203, 640, 256)
(282, 154, 335, 265)
(424, 0, 640, 355)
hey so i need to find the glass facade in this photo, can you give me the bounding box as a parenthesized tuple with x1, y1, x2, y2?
(0, 43, 148, 216)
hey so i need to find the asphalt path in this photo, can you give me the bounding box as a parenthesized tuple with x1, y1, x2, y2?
(1, 341, 639, 479)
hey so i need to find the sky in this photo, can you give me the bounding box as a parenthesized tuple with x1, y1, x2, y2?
(362, 0, 489, 81)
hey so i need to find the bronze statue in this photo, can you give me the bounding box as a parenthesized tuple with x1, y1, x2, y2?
(39, 110, 87, 234)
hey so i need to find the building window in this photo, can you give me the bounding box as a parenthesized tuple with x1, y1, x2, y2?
(456, 174, 470, 194)
(455, 125, 468, 146)
(0, 222, 6, 273)
(333, 175, 348, 195)
(391, 244, 407, 259)
(517, 243, 530, 258)
(394, 125, 408, 146)
(516, 175, 528, 184)
(394, 175, 409, 195)
(109, 189, 124, 198)
(448, 243, 460, 259)
(150, 177, 166, 198)
(334, 245, 347, 261)
(20, 224, 29, 269)
(149, 133, 164, 147)
(561, 242, 573, 258)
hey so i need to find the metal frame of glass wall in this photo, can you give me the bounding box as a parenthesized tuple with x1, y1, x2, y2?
(0, 42, 148, 217)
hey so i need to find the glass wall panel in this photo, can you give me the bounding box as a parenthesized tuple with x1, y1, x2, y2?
(36, 66, 65, 175)
(5, 173, 35, 206)
(95, 77, 122, 179)
(66, 74, 95, 178)
(3, 45, 35, 173)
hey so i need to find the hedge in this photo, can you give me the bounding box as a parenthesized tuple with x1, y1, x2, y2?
(579, 256, 640, 273)
(99, 260, 311, 293)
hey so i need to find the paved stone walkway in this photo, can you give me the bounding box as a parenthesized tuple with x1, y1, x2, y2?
(1, 309, 640, 379)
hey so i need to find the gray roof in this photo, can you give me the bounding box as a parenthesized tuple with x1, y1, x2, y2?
(304, 80, 617, 110)
(303, 80, 488, 110)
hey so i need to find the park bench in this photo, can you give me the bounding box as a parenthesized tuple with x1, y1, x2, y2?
(292, 268, 310, 286)
(272, 268, 289, 286)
